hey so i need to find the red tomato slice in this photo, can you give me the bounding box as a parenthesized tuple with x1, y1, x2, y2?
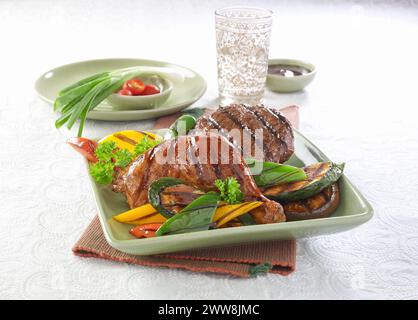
(141, 84, 161, 96)
(123, 79, 145, 95)
(118, 89, 133, 96)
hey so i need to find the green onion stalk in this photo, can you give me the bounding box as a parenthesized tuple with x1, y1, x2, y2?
(54, 67, 183, 136)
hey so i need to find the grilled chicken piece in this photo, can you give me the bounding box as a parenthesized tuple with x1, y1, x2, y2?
(114, 133, 286, 224)
(195, 104, 294, 163)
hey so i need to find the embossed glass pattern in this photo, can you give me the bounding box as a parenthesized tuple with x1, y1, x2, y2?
(215, 7, 273, 105)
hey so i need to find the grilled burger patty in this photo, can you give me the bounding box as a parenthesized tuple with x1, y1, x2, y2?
(195, 104, 294, 163)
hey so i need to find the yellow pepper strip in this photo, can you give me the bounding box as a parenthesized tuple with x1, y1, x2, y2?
(213, 203, 245, 222)
(99, 130, 158, 153)
(129, 213, 167, 225)
(115, 200, 262, 228)
(113, 203, 157, 223)
(215, 201, 263, 228)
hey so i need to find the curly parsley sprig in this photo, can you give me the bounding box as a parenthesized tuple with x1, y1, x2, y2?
(89, 136, 161, 185)
(134, 136, 161, 156)
(89, 141, 134, 185)
(214, 177, 244, 204)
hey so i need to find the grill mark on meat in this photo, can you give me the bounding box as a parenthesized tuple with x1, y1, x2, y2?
(217, 107, 264, 158)
(174, 137, 179, 164)
(135, 146, 157, 205)
(255, 107, 288, 154)
(217, 136, 238, 180)
(210, 110, 248, 153)
(206, 116, 222, 130)
(191, 139, 202, 185)
(253, 106, 294, 162)
(211, 109, 244, 146)
(213, 135, 222, 179)
(225, 140, 253, 196)
(188, 136, 204, 186)
(269, 108, 294, 138)
(203, 135, 222, 184)
(237, 104, 278, 161)
(196, 105, 294, 164)
(243, 105, 282, 143)
(207, 116, 243, 153)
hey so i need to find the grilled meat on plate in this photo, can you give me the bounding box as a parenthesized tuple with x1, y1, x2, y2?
(195, 104, 294, 163)
(114, 133, 286, 224)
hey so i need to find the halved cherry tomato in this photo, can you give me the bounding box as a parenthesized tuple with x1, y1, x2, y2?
(118, 88, 133, 96)
(129, 224, 162, 238)
(123, 79, 145, 95)
(67, 137, 98, 163)
(141, 84, 160, 96)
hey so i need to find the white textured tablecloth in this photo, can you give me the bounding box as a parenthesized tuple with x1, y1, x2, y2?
(1, 0, 417, 299)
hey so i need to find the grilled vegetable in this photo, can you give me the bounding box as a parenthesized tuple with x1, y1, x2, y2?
(114, 199, 260, 229)
(129, 213, 167, 225)
(155, 192, 220, 236)
(113, 203, 167, 225)
(148, 177, 190, 218)
(99, 130, 159, 154)
(283, 183, 340, 221)
(159, 184, 204, 214)
(246, 158, 307, 187)
(264, 162, 344, 202)
(113, 203, 158, 223)
(213, 202, 263, 227)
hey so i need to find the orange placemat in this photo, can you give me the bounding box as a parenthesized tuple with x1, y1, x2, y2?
(73, 105, 299, 277)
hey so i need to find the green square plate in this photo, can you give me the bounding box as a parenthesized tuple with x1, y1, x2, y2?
(88, 130, 373, 255)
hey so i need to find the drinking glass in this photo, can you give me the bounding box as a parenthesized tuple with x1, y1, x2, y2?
(215, 6, 273, 105)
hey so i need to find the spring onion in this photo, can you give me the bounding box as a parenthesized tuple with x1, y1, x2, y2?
(54, 66, 184, 136)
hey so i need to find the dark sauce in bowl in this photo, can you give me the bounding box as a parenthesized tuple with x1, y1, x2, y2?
(268, 64, 311, 77)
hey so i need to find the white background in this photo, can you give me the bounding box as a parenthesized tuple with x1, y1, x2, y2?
(0, 0, 417, 299)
